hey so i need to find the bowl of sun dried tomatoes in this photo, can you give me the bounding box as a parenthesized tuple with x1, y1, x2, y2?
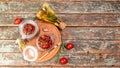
(19, 20, 39, 39)
(36, 34, 55, 51)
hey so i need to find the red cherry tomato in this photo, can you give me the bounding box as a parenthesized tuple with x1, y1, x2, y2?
(14, 18, 22, 24)
(60, 57, 68, 64)
(66, 43, 74, 50)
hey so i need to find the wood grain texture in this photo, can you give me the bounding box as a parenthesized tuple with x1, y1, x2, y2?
(0, 53, 28, 65)
(0, 40, 19, 52)
(0, 13, 120, 27)
(67, 40, 120, 54)
(62, 27, 120, 40)
(1, 27, 120, 40)
(1, 66, 119, 68)
(0, 27, 19, 40)
(0, 0, 120, 2)
(0, 53, 120, 67)
(0, 0, 120, 67)
(0, 40, 120, 54)
(75, 67, 120, 68)
(0, 40, 119, 66)
(0, 67, 118, 68)
(0, 2, 120, 13)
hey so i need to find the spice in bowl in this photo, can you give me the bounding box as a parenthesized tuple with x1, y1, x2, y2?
(23, 46, 38, 62)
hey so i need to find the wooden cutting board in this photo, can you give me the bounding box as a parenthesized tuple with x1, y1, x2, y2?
(20, 20, 61, 62)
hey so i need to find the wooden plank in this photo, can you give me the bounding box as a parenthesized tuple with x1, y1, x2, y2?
(0, 13, 35, 25)
(1, 27, 120, 40)
(0, 2, 120, 13)
(0, 66, 119, 68)
(0, 27, 19, 40)
(76, 66, 119, 68)
(0, 67, 51, 68)
(1, 65, 119, 68)
(0, 53, 120, 66)
(66, 40, 120, 54)
(0, 40, 119, 66)
(0, 13, 120, 27)
(0, 53, 28, 65)
(60, 13, 120, 27)
(61, 27, 120, 40)
(0, 40, 19, 52)
(52, 66, 119, 68)
(0, 40, 120, 54)
(0, 53, 57, 66)
(0, 0, 120, 2)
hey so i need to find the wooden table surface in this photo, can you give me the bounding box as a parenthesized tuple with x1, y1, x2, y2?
(0, 0, 120, 68)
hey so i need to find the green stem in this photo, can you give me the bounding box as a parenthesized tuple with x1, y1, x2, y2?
(55, 41, 66, 63)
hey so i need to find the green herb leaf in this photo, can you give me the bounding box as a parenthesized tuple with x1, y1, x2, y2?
(47, 13, 57, 22)
(55, 51, 60, 63)
(19, 41, 25, 48)
(55, 41, 66, 63)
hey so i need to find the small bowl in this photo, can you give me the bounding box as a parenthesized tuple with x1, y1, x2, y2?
(19, 20, 39, 39)
(23, 46, 38, 62)
(36, 34, 55, 51)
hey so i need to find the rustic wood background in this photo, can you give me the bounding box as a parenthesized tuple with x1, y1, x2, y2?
(0, 0, 120, 68)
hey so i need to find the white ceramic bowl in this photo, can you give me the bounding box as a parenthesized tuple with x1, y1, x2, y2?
(19, 20, 39, 39)
(23, 46, 38, 62)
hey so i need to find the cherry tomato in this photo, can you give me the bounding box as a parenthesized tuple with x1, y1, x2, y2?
(60, 57, 68, 64)
(14, 18, 22, 24)
(66, 43, 74, 50)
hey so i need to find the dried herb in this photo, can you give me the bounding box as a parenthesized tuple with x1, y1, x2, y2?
(55, 41, 66, 63)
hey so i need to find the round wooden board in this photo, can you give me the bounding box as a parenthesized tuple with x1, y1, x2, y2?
(20, 20, 61, 62)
